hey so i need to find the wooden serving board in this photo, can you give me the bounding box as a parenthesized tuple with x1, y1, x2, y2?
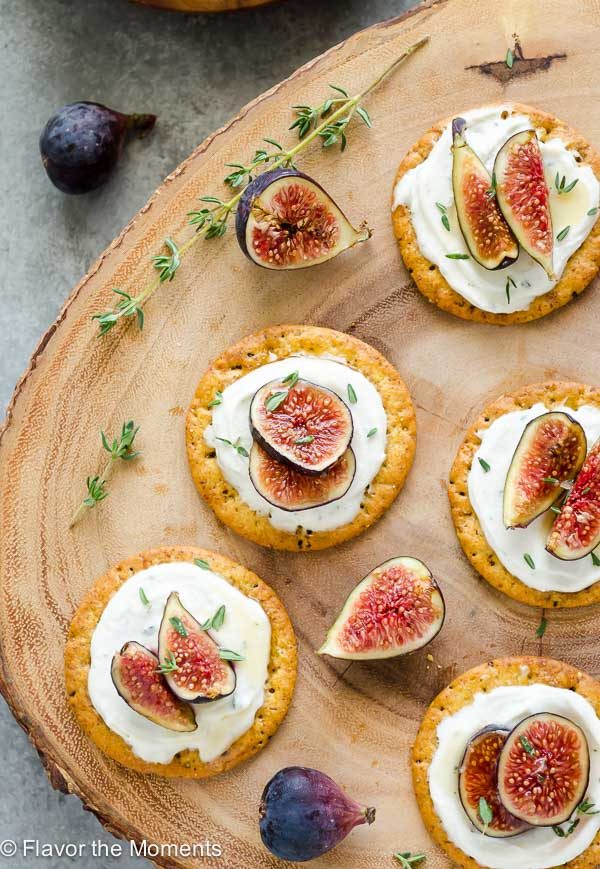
(2, 1, 600, 866)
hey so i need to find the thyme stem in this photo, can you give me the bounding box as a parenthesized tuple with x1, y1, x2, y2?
(92, 37, 428, 336)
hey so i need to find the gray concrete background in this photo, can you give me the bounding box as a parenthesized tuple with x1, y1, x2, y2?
(1, 0, 416, 864)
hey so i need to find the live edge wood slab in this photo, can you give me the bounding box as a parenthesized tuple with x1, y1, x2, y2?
(1, 1, 600, 866)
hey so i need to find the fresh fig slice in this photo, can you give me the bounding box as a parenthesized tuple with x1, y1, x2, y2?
(249, 442, 355, 512)
(503, 411, 587, 529)
(318, 557, 445, 660)
(497, 713, 589, 827)
(494, 129, 555, 278)
(259, 766, 376, 862)
(458, 726, 531, 838)
(250, 377, 353, 474)
(236, 168, 371, 270)
(111, 642, 197, 733)
(547, 437, 600, 560)
(157, 592, 236, 703)
(451, 118, 518, 270)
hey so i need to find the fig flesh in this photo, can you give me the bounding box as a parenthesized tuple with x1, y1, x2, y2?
(40, 102, 156, 195)
(249, 442, 355, 511)
(503, 412, 587, 529)
(111, 642, 197, 733)
(236, 168, 371, 270)
(458, 726, 530, 837)
(157, 592, 236, 703)
(494, 129, 555, 278)
(497, 713, 589, 826)
(451, 118, 518, 270)
(259, 766, 375, 862)
(250, 377, 353, 474)
(547, 438, 600, 560)
(318, 557, 445, 660)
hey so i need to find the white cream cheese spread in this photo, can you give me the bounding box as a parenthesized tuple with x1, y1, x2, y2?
(468, 403, 600, 593)
(429, 683, 600, 869)
(394, 105, 599, 313)
(88, 561, 271, 763)
(205, 355, 387, 533)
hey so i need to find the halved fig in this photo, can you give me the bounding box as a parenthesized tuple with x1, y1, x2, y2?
(250, 378, 353, 474)
(497, 713, 589, 827)
(318, 557, 445, 660)
(503, 412, 587, 528)
(459, 726, 531, 837)
(111, 641, 197, 732)
(547, 437, 600, 560)
(235, 168, 371, 270)
(157, 592, 236, 703)
(451, 118, 518, 270)
(249, 442, 355, 511)
(494, 129, 555, 278)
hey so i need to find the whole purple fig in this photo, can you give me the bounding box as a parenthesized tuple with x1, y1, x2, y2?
(259, 766, 375, 862)
(40, 102, 156, 194)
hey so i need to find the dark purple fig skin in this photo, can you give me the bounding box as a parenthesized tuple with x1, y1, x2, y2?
(236, 167, 312, 260)
(259, 766, 375, 862)
(40, 102, 156, 194)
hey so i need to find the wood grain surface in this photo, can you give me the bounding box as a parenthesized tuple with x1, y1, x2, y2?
(2, 0, 600, 866)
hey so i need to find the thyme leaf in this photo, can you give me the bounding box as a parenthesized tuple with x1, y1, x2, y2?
(479, 796, 493, 833)
(347, 383, 358, 404)
(265, 391, 289, 413)
(169, 616, 188, 638)
(219, 648, 245, 661)
(557, 225, 571, 241)
(446, 252, 470, 260)
(367, 427, 378, 438)
(535, 616, 547, 638)
(194, 558, 210, 569)
(524, 553, 535, 570)
(520, 735, 535, 756)
(139, 587, 150, 607)
(478, 457, 491, 473)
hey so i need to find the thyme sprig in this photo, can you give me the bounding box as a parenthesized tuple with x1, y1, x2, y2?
(394, 853, 426, 868)
(91, 37, 429, 336)
(157, 651, 179, 674)
(555, 173, 579, 195)
(70, 420, 140, 527)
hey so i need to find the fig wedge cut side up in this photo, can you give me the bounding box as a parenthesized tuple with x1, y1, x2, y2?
(494, 129, 555, 278)
(111, 641, 197, 732)
(157, 592, 236, 703)
(497, 713, 589, 826)
(458, 726, 531, 838)
(503, 411, 587, 529)
(236, 168, 371, 270)
(250, 378, 353, 474)
(318, 556, 445, 660)
(547, 438, 600, 560)
(451, 118, 518, 270)
(249, 442, 355, 512)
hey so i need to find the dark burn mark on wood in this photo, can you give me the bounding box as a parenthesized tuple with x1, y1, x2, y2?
(466, 38, 566, 83)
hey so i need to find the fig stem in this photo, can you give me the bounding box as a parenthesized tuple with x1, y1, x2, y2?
(92, 36, 429, 337)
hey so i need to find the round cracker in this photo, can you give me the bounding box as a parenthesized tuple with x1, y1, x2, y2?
(392, 103, 600, 324)
(186, 324, 416, 551)
(449, 381, 600, 608)
(65, 546, 297, 778)
(412, 656, 600, 868)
